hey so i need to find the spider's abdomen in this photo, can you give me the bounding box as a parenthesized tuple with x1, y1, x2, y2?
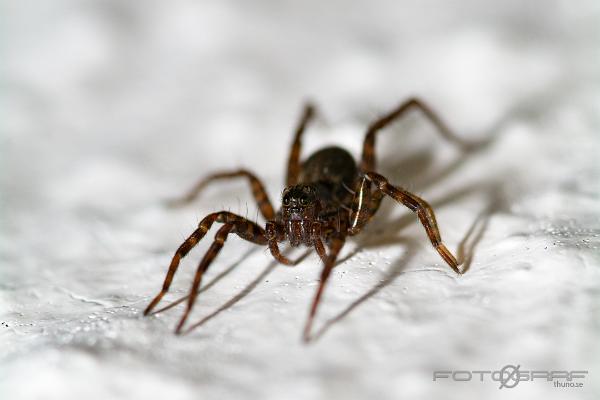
(299, 146, 357, 203)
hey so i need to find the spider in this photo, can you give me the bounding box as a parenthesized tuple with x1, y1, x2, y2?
(144, 98, 473, 341)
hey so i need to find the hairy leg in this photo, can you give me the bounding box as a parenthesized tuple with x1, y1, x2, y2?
(174, 219, 268, 333)
(361, 97, 472, 172)
(144, 211, 267, 315)
(167, 169, 275, 220)
(286, 103, 316, 186)
(265, 221, 307, 266)
(354, 98, 471, 230)
(303, 234, 346, 342)
(348, 176, 385, 235)
(359, 171, 461, 274)
(312, 222, 328, 263)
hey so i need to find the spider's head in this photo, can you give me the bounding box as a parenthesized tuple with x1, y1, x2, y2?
(281, 184, 319, 221)
(281, 184, 320, 246)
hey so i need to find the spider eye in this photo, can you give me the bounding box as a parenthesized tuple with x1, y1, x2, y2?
(300, 197, 308, 206)
(283, 195, 290, 206)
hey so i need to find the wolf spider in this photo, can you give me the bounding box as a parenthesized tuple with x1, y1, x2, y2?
(144, 98, 472, 341)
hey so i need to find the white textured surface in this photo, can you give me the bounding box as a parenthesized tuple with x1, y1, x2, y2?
(1, 1, 599, 399)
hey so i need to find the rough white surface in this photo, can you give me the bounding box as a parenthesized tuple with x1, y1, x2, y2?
(1, 1, 599, 399)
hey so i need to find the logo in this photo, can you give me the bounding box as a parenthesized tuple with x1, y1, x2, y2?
(433, 365, 588, 390)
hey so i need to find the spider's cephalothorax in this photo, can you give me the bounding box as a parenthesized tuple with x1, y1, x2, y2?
(281, 184, 321, 247)
(279, 147, 357, 247)
(145, 98, 474, 342)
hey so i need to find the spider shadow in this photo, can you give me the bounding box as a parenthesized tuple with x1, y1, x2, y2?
(455, 185, 505, 273)
(168, 250, 311, 335)
(182, 260, 278, 335)
(304, 94, 542, 342)
(336, 179, 501, 270)
(150, 247, 259, 315)
(304, 124, 505, 342)
(381, 132, 494, 199)
(306, 182, 505, 343)
(333, 139, 496, 267)
(160, 180, 502, 340)
(309, 237, 419, 342)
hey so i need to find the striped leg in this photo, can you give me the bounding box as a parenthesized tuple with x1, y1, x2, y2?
(348, 176, 385, 235)
(360, 97, 471, 172)
(265, 221, 304, 266)
(286, 103, 316, 186)
(303, 234, 346, 342)
(175, 218, 268, 333)
(356, 98, 469, 228)
(144, 211, 267, 316)
(167, 169, 275, 220)
(311, 222, 328, 263)
(363, 171, 461, 275)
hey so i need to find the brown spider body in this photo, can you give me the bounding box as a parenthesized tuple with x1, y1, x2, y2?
(145, 98, 474, 342)
(278, 146, 356, 248)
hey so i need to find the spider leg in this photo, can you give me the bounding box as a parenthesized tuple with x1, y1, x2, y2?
(360, 97, 472, 172)
(303, 234, 346, 342)
(175, 219, 268, 334)
(312, 222, 328, 263)
(362, 171, 461, 274)
(286, 102, 316, 186)
(144, 211, 266, 316)
(167, 169, 275, 220)
(354, 98, 469, 232)
(348, 176, 385, 235)
(265, 221, 306, 266)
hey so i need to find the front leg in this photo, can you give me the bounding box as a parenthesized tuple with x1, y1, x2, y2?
(266, 221, 303, 266)
(363, 171, 461, 274)
(312, 222, 327, 263)
(144, 211, 267, 316)
(303, 234, 346, 342)
(175, 218, 268, 334)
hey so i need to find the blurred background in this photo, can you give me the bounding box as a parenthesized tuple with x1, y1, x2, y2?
(1, 1, 599, 400)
